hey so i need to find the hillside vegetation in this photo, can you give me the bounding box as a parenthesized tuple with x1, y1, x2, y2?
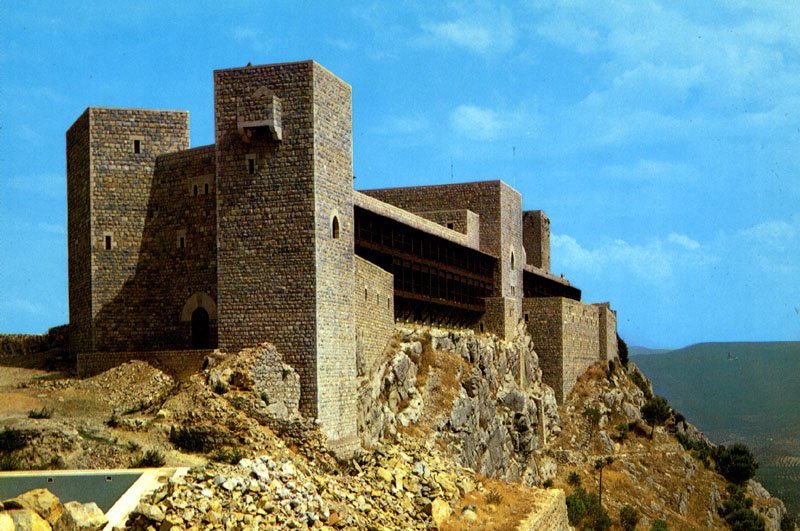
(633, 341, 800, 515)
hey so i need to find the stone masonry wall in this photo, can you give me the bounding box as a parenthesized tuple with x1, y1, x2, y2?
(215, 62, 358, 451)
(354, 257, 395, 377)
(311, 63, 358, 451)
(560, 297, 601, 400)
(362, 181, 524, 339)
(524, 297, 605, 402)
(595, 303, 618, 362)
(66, 110, 92, 353)
(90, 144, 218, 352)
(524, 297, 564, 401)
(412, 209, 480, 249)
(522, 210, 550, 272)
(86, 108, 190, 352)
(215, 62, 319, 415)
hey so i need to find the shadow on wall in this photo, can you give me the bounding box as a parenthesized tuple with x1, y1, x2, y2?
(91, 147, 218, 353)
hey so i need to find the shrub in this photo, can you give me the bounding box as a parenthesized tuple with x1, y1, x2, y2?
(583, 406, 601, 438)
(567, 471, 582, 487)
(715, 444, 758, 484)
(213, 447, 245, 465)
(629, 370, 652, 400)
(641, 396, 671, 437)
(0, 427, 27, 453)
(130, 449, 166, 468)
(213, 381, 228, 394)
(676, 432, 713, 467)
(620, 505, 639, 531)
(126, 441, 142, 452)
(27, 407, 52, 419)
(542, 478, 554, 488)
(650, 519, 669, 531)
(781, 514, 796, 531)
(566, 486, 590, 526)
(169, 426, 218, 453)
(720, 484, 765, 530)
(0, 454, 22, 471)
(566, 486, 610, 529)
(615, 422, 630, 441)
(617, 334, 629, 366)
(485, 489, 503, 505)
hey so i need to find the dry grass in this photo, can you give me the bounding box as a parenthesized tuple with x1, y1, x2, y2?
(441, 476, 542, 531)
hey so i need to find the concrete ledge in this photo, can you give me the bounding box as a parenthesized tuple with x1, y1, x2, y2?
(105, 467, 188, 530)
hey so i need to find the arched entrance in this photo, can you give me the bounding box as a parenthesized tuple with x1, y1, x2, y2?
(180, 292, 218, 349)
(191, 307, 211, 348)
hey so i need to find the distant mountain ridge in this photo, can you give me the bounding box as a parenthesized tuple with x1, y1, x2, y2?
(632, 340, 800, 514)
(628, 345, 671, 356)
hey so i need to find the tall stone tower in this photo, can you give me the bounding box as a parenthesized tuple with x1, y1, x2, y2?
(66, 108, 189, 354)
(214, 61, 357, 451)
(523, 210, 551, 271)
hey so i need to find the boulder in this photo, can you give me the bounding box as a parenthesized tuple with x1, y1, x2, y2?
(5, 509, 51, 531)
(2, 489, 63, 526)
(59, 501, 107, 530)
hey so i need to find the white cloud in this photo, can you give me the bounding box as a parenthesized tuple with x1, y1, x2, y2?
(738, 219, 797, 251)
(376, 114, 430, 136)
(233, 26, 272, 55)
(668, 233, 700, 250)
(420, 9, 515, 54)
(552, 234, 674, 281)
(450, 105, 504, 140)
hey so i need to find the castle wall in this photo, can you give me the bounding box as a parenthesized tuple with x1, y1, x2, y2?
(595, 303, 618, 362)
(354, 257, 394, 377)
(524, 297, 564, 400)
(215, 62, 358, 451)
(560, 297, 601, 400)
(523, 210, 550, 272)
(68, 108, 191, 354)
(524, 296, 604, 402)
(311, 63, 358, 450)
(66, 110, 93, 353)
(412, 209, 480, 249)
(362, 181, 524, 339)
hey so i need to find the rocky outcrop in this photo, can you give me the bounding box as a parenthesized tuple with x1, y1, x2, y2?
(357, 323, 561, 485)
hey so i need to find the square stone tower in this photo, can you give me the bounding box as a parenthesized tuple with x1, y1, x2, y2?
(214, 61, 357, 450)
(66, 108, 189, 354)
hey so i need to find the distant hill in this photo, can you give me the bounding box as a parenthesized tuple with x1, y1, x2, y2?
(633, 341, 800, 514)
(628, 345, 671, 356)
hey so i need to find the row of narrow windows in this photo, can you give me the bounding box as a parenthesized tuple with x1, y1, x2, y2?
(364, 286, 391, 310)
(102, 217, 341, 252)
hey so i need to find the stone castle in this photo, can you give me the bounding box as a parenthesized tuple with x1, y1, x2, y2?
(66, 60, 618, 450)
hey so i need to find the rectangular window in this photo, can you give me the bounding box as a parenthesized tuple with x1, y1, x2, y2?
(204, 183, 209, 194)
(193, 184, 198, 197)
(133, 139, 141, 154)
(447, 222, 454, 230)
(104, 235, 112, 250)
(179, 236, 185, 249)
(246, 155, 256, 175)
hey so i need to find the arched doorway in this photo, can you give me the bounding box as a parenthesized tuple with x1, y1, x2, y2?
(191, 307, 211, 348)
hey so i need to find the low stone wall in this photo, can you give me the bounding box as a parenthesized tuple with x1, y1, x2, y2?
(77, 349, 210, 378)
(0, 325, 69, 365)
(516, 489, 569, 530)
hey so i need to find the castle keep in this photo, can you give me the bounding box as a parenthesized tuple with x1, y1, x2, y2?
(67, 60, 617, 450)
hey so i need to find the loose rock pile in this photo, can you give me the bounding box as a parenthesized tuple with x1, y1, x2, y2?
(126, 436, 531, 530)
(0, 488, 107, 531)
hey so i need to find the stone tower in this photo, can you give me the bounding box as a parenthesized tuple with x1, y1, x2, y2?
(66, 108, 189, 354)
(214, 61, 357, 450)
(523, 210, 551, 271)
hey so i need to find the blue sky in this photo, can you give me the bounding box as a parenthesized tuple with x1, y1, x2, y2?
(1, 2, 798, 348)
